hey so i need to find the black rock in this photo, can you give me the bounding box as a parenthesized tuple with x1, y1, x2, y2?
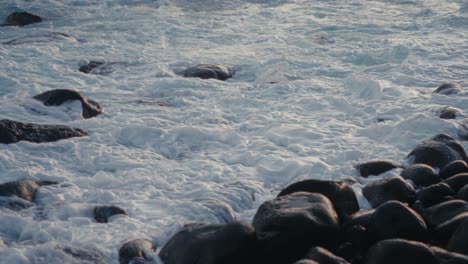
(363, 176, 416, 208)
(277, 179, 359, 221)
(94, 205, 127, 223)
(401, 164, 440, 187)
(435, 212, 468, 245)
(294, 260, 319, 264)
(33, 89, 102, 119)
(0, 179, 58, 202)
(79, 61, 105, 74)
(457, 185, 468, 202)
(252, 192, 339, 264)
(365, 239, 438, 264)
(430, 246, 468, 264)
(370, 201, 428, 242)
(182, 64, 234, 81)
(355, 160, 402, 178)
(0, 119, 86, 144)
(407, 134, 467, 168)
(2, 12, 42, 26)
(343, 210, 375, 230)
(119, 239, 156, 264)
(423, 200, 468, 227)
(439, 106, 463, 119)
(447, 219, 468, 256)
(159, 222, 257, 264)
(433, 83, 464, 95)
(440, 161, 468, 180)
(304, 247, 350, 264)
(416, 183, 456, 208)
(444, 173, 468, 192)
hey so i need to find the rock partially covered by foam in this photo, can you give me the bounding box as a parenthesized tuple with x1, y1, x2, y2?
(433, 83, 464, 95)
(94, 205, 127, 223)
(34, 89, 102, 119)
(2, 12, 42, 27)
(182, 64, 234, 81)
(0, 179, 58, 202)
(119, 239, 157, 264)
(355, 159, 402, 178)
(0, 119, 87, 144)
(159, 222, 256, 264)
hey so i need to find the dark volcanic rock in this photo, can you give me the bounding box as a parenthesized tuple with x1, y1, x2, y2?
(159, 222, 257, 264)
(277, 179, 359, 221)
(94, 205, 127, 223)
(33, 89, 102, 119)
(252, 192, 339, 264)
(2, 12, 42, 26)
(407, 134, 467, 168)
(447, 219, 468, 256)
(370, 201, 428, 242)
(79, 61, 105, 74)
(435, 212, 468, 245)
(430, 246, 468, 264)
(355, 159, 402, 177)
(343, 210, 375, 230)
(433, 83, 464, 95)
(0, 119, 86, 144)
(0, 179, 58, 202)
(182, 64, 234, 81)
(304, 247, 349, 264)
(423, 200, 468, 227)
(457, 185, 468, 202)
(294, 261, 319, 264)
(439, 106, 463, 119)
(440, 161, 468, 180)
(444, 173, 468, 192)
(416, 183, 456, 208)
(362, 176, 416, 208)
(119, 239, 156, 264)
(365, 239, 438, 264)
(401, 164, 440, 187)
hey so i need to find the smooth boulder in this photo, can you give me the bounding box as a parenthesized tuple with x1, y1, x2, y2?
(440, 161, 468, 180)
(159, 222, 257, 264)
(439, 106, 463, 119)
(94, 205, 127, 223)
(447, 219, 468, 256)
(277, 179, 359, 221)
(0, 179, 58, 202)
(253, 192, 339, 264)
(416, 183, 455, 208)
(401, 164, 440, 187)
(33, 89, 102, 119)
(444, 173, 468, 192)
(304, 247, 349, 264)
(423, 200, 468, 227)
(0, 119, 86, 144)
(2, 12, 42, 26)
(362, 176, 416, 208)
(457, 185, 468, 202)
(355, 159, 402, 177)
(435, 212, 468, 244)
(433, 83, 464, 95)
(119, 239, 156, 264)
(365, 239, 438, 264)
(182, 64, 234, 81)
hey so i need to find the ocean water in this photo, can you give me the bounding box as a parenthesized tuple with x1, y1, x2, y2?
(0, 0, 467, 262)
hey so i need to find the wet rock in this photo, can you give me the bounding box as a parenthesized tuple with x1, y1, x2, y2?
(79, 60, 105, 74)
(0, 196, 35, 210)
(355, 159, 402, 177)
(433, 83, 464, 95)
(182, 64, 234, 81)
(439, 106, 463, 119)
(304, 247, 349, 264)
(407, 134, 467, 168)
(294, 260, 319, 264)
(401, 164, 440, 187)
(416, 183, 456, 208)
(2, 12, 42, 26)
(435, 212, 468, 244)
(252, 192, 339, 264)
(365, 239, 438, 264)
(3, 32, 77, 45)
(0, 119, 87, 144)
(94, 205, 127, 223)
(423, 200, 468, 227)
(430, 246, 468, 264)
(457, 185, 468, 202)
(33, 89, 103, 119)
(440, 161, 468, 180)
(343, 210, 375, 230)
(119, 239, 156, 264)
(0, 179, 58, 202)
(444, 173, 468, 192)
(447, 219, 468, 256)
(363, 176, 416, 208)
(159, 222, 256, 264)
(277, 179, 359, 221)
(370, 201, 428, 242)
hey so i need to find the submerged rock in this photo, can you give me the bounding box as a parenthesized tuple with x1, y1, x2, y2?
(277, 179, 359, 221)
(159, 222, 256, 264)
(355, 159, 402, 178)
(0, 119, 86, 144)
(119, 239, 156, 264)
(433, 83, 464, 95)
(33, 89, 102, 119)
(363, 176, 416, 208)
(439, 106, 463, 119)
(94, 205, 127, 223)
(3, 32, 77, 45)
(182, 64, 234, 81)
(79, 61, 105, 74)
(2, 12, 42, 27)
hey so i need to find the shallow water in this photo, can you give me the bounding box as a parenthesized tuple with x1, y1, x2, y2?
(0, 0, 467, 262)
